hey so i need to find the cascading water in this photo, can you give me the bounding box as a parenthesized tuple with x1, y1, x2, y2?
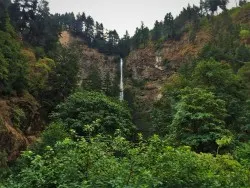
(119, 58, 124, 101)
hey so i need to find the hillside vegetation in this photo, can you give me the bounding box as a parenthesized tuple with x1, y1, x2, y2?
(1, 0, 250, 187)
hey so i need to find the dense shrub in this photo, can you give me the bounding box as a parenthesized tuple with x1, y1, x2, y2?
(51, 91, 136, 137)
(4, 135, 250, 187)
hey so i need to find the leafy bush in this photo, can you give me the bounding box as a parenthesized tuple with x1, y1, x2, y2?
(170, 87, 228, 153)
(240, 29, 250, 41)
(4, 135, 250, 187)
(30, 122, 70, 154)
(234, 142, 250, 168)
(51, 91, 136, 137)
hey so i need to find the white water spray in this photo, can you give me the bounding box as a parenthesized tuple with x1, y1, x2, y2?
(119, 58, 124, 101)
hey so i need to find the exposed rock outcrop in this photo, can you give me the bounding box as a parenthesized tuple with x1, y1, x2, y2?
(60, 31, 119, 93)
(0, 93, 42, 161)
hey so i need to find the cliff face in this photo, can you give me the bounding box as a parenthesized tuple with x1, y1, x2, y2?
(125, 31, 210, 133)
(78, 45, 118, 89)
(162, 30, 210, 67)
(60, 31, 119, 94)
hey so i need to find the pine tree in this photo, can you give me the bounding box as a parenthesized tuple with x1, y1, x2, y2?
(164, 13, 174, 39)
(152, 20, 163, 41)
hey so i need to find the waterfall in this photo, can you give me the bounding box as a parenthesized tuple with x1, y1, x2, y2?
(119, 58, 124, 101)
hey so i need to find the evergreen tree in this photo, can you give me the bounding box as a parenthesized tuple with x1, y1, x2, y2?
(0, 11, 28, 95)
(219, 0, 229, 11)
(84, 65, 102, 91)
(239, 0, 248, 6)
(118, 30, 131, 57)
(164, 13, 174, 39)
(152, 20, 163, 41)
(73, 13, 84, 35)
(85, 15, 94, 46)
(107, 29, 119, 55)
(132, 22, 149, 49)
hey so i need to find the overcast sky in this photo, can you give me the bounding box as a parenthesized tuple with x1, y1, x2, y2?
(47, 0, 236, 36)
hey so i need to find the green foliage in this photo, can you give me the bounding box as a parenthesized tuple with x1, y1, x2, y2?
(132, 22, 150, 49)
(82, 65, 102, 92)
(174, 4, 200, 40)
(9, 0, 60, 52)
(192, 60, 238, 91)
(0, 30, 28, 95)
(216, 135, 233, 154)
(199, 44, 226, 61)
(240, 29, 250, 41)
(234, 142, 250, 168)
(41, 45, 80, 111)
(29, 57, 55, 95)
(192, 60, 247, 133)
(34, 47, 45, 58)
(153, 60, 249, 152)
(0, 11, 27, 95)
(236, 45, 250, 63)
(11, 106, 26, 129)
(0, 150, 9, 180)
(118, 31, 131, 58)
(51, 91, 135, 137)
(199, 12, 241, 68)
(152, 73, 189, 135)
(30, 122, 70, 154)
(0, 51, 8, 81)
(239, 0, 248, 6)
(4, 135, 250, 187)
(170, 87, 228, 152)
(238, 62, 250, 91)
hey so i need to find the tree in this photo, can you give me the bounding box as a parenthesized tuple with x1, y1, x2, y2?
(239, 0, 247, 6)
(23, 48, 55, 96)
(204, 0, 219, 15)
(170, 87, 228, 152)
(174, 5, 200, 39)
(152, 73, 188, 135)
(236, 45, 250, 63)
(238, 62, 250, 92)
(118, 30, 131, 57)
(84, 15, 94, 46)
(204, 0, 229, 15)
(0, 12, 28, 95)
(51, 91, 135, 137)
(73, 13, 84, 35)
(8, 0, 60, 51)
(40, 45, 80, 110)
(240, 29, 250, 45)
(107, 29, 119, 55)
(132, 22, 149, 49)
(9, 0, 38, 34)
(95, 21, 104, 40)
(219, 0, 229, 11)
(152, 20, 163, 41)
(192, 60, 247, 133)
(83, 64, 102, 91)
(164, 12, 174, 39)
